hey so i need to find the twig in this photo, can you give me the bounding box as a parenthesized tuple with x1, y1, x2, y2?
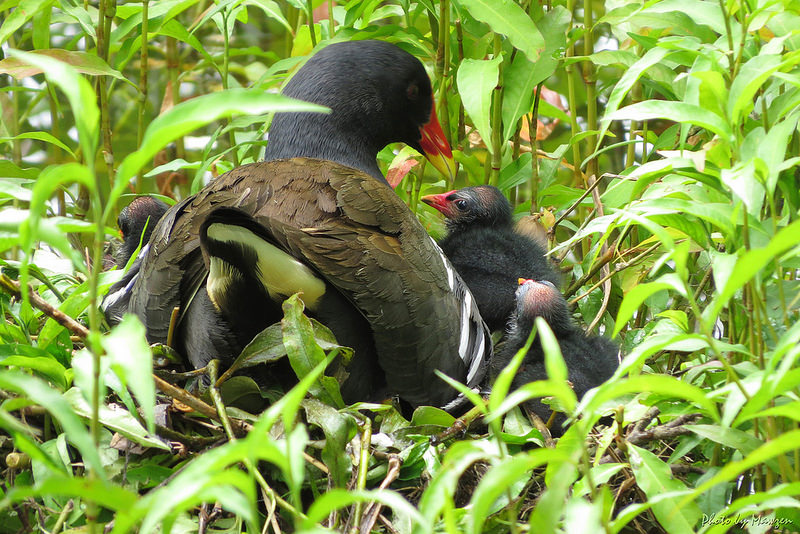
(359, 455, 402, 534)
(549, 173, 605, 238)
(586, 175, 611, 334)
(0, 272, 89, 338)
(430, 403, 485, 445)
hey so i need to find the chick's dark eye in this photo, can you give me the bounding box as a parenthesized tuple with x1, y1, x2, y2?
(406, 83, 419, 102)
(454, 199, 467, 210)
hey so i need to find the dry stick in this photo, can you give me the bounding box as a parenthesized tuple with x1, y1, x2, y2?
(586, 174, 611, 334)
(0, 273, 89, 339)
(548, 173, 604, 239)
(564, 246, 616, 299)
(358, 455, 402, 534)
(568, 242, 662, 307)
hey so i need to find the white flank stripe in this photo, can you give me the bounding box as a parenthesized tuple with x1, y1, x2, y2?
(457, 300, 471, 360)
(466, 333, 485, 384)
(101, 271, 139, 311)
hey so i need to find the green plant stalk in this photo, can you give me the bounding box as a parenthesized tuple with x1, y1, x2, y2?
(718, 0, 736, 79)
(564, 0, 582, 186)
(166, 36, 186, 163)
(582, 0, 598, 181)
(456, 19, 466, 150)
(206, 360, 303, 530)
(626, 74, 642, 168)
(328, 0, 335, 36)
(221, 10, 239, 167)
(47, 89, 66, 215)
(351, 417, 372, 528)
(136, 0, 149, 193)
(306, 0, 316, 46)
(97, 0, 114, 203)
(530, 81, 544, 212)
(437, 0, 453, 185)
(489, 34, 503, 186)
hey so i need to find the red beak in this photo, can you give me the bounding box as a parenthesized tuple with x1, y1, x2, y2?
(420, 190, 457, 217)
(419, 104, 456, 180)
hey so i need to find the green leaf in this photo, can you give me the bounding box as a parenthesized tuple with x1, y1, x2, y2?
(0, 49, 129, 83)
(457, 57, 501, 154)
(0, 371, 105, 476)
(63, 388, 169, 451)
(500, 6, 569, 142)
(710, 219, 800, 321)
(302, 398, 355, 487)
(628, 443, 702, 534)
(720, 159, 766, 216)
(469, 449, 569, 534)
(281, 294, 345, 408)
(459, 0, 544, 63)
(614, 273, 687, 337)
(410, 406, 456, 427)
(101, 315, 157, 434)
(0, 0, 54, 47)
(7, 50, 99, 161)
(581, 375, 719, 422)
(303, 488, 427, 532)
(0, 132, 74, 158)
(727, 53, 782, 126)
(598, 47, 670, 146)
(606, 100, 733, 144)
(0, 354, 67, 390)
(688, 430, 800, 508)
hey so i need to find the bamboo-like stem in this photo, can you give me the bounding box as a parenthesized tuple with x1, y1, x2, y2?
(437, 0, 453, 187)
(328, 0, 335, 36)
(529, 81, 544, 212)
(582, 0, 598, 181)
(626, 81, 642, 168)
(488, 34, 503, 186)
(456, 19, 466, 150)
(221, 10, 239, 167)
(306, 0, 316, 46)
(166, 37, 185, 163)
(97, 0, 114, 203)
(564, 0, 583, 186)
(718, 0, 737, 80)
(136, 0, 149, 193)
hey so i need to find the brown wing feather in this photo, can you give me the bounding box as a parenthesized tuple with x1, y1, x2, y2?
(129, 158, 485, 407)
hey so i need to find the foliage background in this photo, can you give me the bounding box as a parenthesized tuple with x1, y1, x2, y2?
(0, 0, 799, 532)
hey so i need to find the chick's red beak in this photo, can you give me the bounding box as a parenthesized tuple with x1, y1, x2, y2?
(420, 190, 457, 217)
(419, 104, 456, 181)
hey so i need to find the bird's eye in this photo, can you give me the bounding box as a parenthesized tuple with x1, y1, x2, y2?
(454, 199, 467, 210)
(406, 83, 419, 101)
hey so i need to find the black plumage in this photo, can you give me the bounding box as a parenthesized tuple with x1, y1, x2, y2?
(421, 185, 560, 332)
(492, 279, 619, 435)
(103, 40, 490, 410)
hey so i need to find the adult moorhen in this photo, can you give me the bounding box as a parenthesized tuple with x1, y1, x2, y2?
(492, 279, 619, 435)
(421, 185, 560, 331)
(104, 40, 490, 410)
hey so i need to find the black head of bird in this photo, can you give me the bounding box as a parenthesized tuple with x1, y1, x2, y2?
(421, 185, 512, 231)
(491, 278, 620, 436)
(114, 196, 170, 267)
(510, 279, 574, 338)
(265, 40, 455, 182)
